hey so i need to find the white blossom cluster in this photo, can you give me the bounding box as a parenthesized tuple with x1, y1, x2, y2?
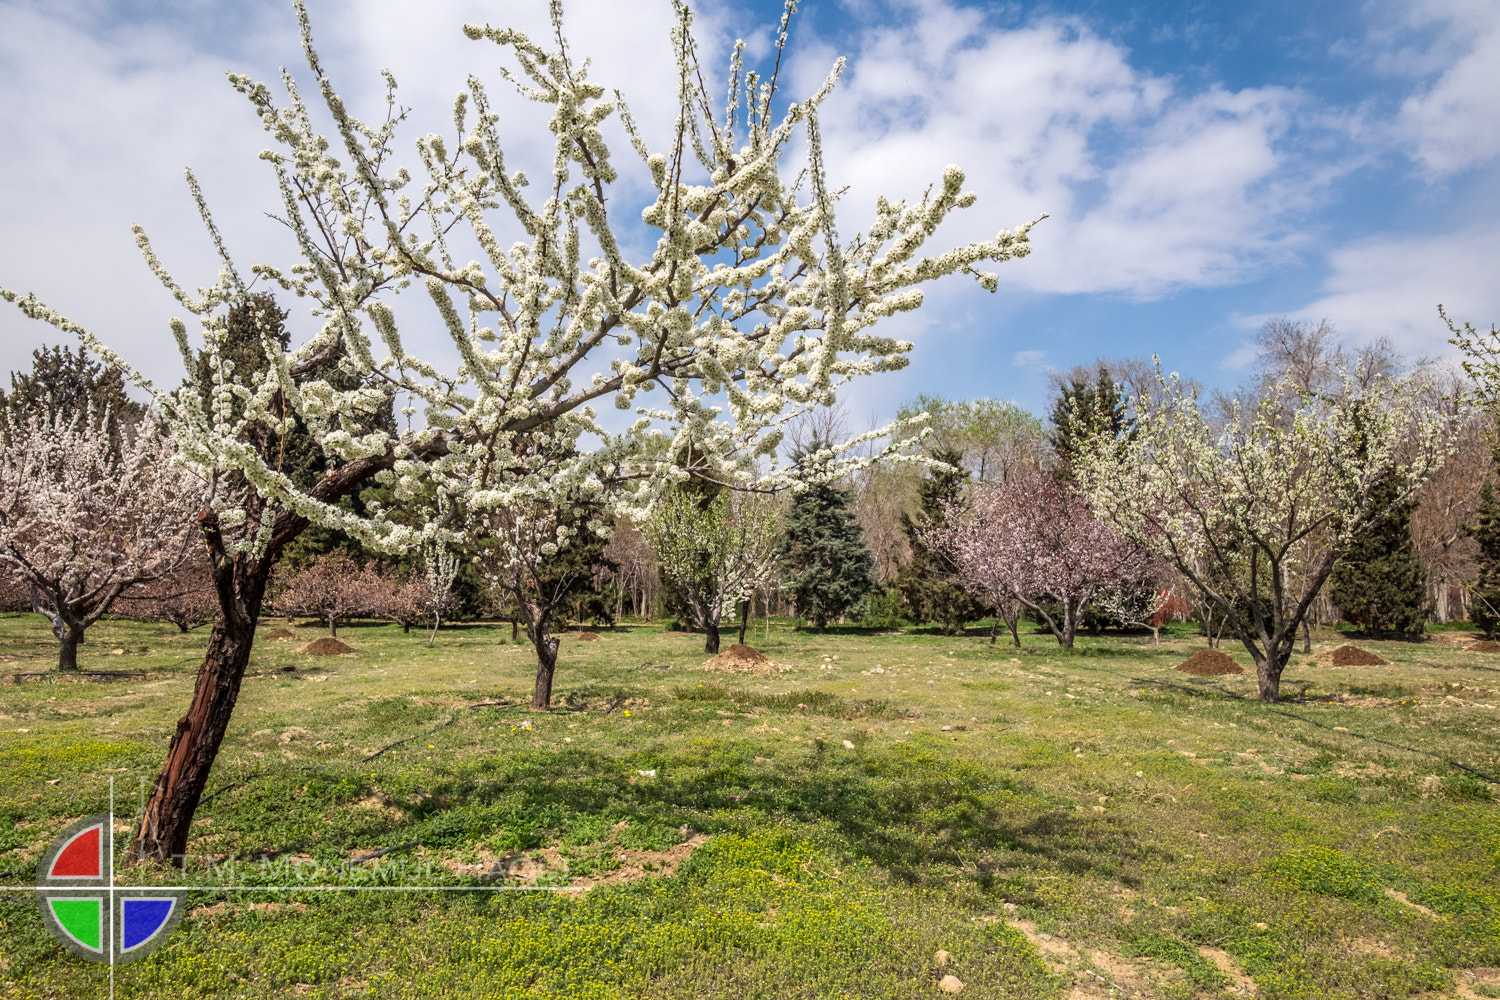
(4, 0, 1036, 557)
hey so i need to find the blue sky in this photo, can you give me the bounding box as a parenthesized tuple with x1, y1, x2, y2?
(1, 0, 1496, 420)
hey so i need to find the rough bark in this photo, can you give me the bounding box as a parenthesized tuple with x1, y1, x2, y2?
(527, 608, 559, 710)
(55, 622, 82, 672)
(704, 619, 721, 655)
(128, 538, 272, 864)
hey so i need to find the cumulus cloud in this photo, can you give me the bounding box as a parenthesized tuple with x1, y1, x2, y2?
(1365, 0, 1500, 175)
(790, 0, 1340, 300)
(1277, 227, 1500, 356)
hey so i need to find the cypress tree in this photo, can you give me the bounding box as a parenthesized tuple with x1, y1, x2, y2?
(1470, 477, 1500, 640)
(778, 477, 874, 631)
(895, 448, 983, 635)
(1329, 472, 1428, 639)
(1048, 365, 1132, 473)
(2, 344, 146, 440)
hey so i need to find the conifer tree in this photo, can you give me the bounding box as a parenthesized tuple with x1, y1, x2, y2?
(1, 345, 146, 441)
(896, 448, 982, 634)
(1470, 473, 1500, 640)
(778, 459, 874, 631)
(1329, 471, 1428, 639)
(1049, 365, 1132, 473)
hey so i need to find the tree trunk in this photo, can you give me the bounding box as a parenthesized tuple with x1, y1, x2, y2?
(1008, 616, 1021, 648)
(55, 619, 83, 672)
(328, 613, 337, 637)
(704, 619, 721, 654)
(738, 600, 748, 646)
(1301, 619, 1311, 654)
(1369, 623, 1384, 641)
(1253, 649, 1286, 702)
(530, 632, 559, 710)
(989, 617, 999, 645)
(128, 556, 271, 864)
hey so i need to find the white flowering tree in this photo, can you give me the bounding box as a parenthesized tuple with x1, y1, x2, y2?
(648, 488, 783, 653)
(1075, 367, 1453, 701)
(2, 0, 1036, 862)
(0, 410, 199, 669)
(932, 474, 1149, 648)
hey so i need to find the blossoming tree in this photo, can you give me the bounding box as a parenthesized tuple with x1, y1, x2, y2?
(0, 411, 199, 670)
(2, 0, 1037, 862)
(648, 488, 783, 653)
(933, 474, 1149, 648)
(1075, 367, 1454, 701)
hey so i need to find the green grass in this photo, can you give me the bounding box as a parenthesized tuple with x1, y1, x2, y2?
(1, 613, 1498, 998)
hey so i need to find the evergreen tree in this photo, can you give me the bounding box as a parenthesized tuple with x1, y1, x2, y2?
(1049, 365, 1132, 472)
(1329, 471, 1428, 639)
(895, 448, 983, 635)
(1470, 474, 1500, 640)
(778, 470, 875, 632)
(1, 344, 146, 439)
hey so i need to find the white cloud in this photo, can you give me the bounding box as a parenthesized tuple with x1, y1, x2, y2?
(1279, 227, 1500, 356)
(1363, 0, 1500, 175)
(1010, 349, 1049, 372)
(789, 1, 1333, 300)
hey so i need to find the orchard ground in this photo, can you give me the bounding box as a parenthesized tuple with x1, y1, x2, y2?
(0, 613, 1497, 1000)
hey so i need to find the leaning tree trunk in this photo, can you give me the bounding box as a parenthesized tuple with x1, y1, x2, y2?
(128, 545, 273, 864)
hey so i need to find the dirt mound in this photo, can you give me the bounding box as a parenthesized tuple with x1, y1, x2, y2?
(264, 628, 297, 640)
(703, 643, 790, 674)
(1328, 644, 1388, 666)
(295, 637, 354, 655)
(1466, 640, 1500, 653)
(575, 631, 602, 641)
(1175, 649, 1245, 675)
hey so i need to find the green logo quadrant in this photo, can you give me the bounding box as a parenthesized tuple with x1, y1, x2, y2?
(48, 897, 103, 951)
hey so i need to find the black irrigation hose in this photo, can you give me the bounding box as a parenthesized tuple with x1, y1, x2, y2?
(1122, 674, 1500, 785)
(360, 715, 455, 763)
(344, 841, 420, 868)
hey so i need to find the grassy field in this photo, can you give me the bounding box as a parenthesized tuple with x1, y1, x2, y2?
(1, 611, 1498, 999)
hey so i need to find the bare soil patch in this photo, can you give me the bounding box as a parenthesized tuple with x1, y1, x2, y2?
(264, 628, 297, 640)
(575, 631, 602, 641)
(1466, 640, 1500, 653)
(296, 637, 354, 655)
(1175, 649, 1244, 675)
(1326, 644, 1388, 666)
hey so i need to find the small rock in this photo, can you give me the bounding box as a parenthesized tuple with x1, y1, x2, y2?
(938, 975, 965, 994)
(110, 648, 124, 655)
(934, 949, 953, 967)
(941, 725, 953, 732)
(1037, 933, 1052, 941)
(842, 740, 855, 750)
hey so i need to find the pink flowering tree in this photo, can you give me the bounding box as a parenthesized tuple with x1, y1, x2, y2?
(0, 410, 200, 669)
(933, 474, 1149, 648)
(115, 552, 220, 633)
(271, 552, 378, 636)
